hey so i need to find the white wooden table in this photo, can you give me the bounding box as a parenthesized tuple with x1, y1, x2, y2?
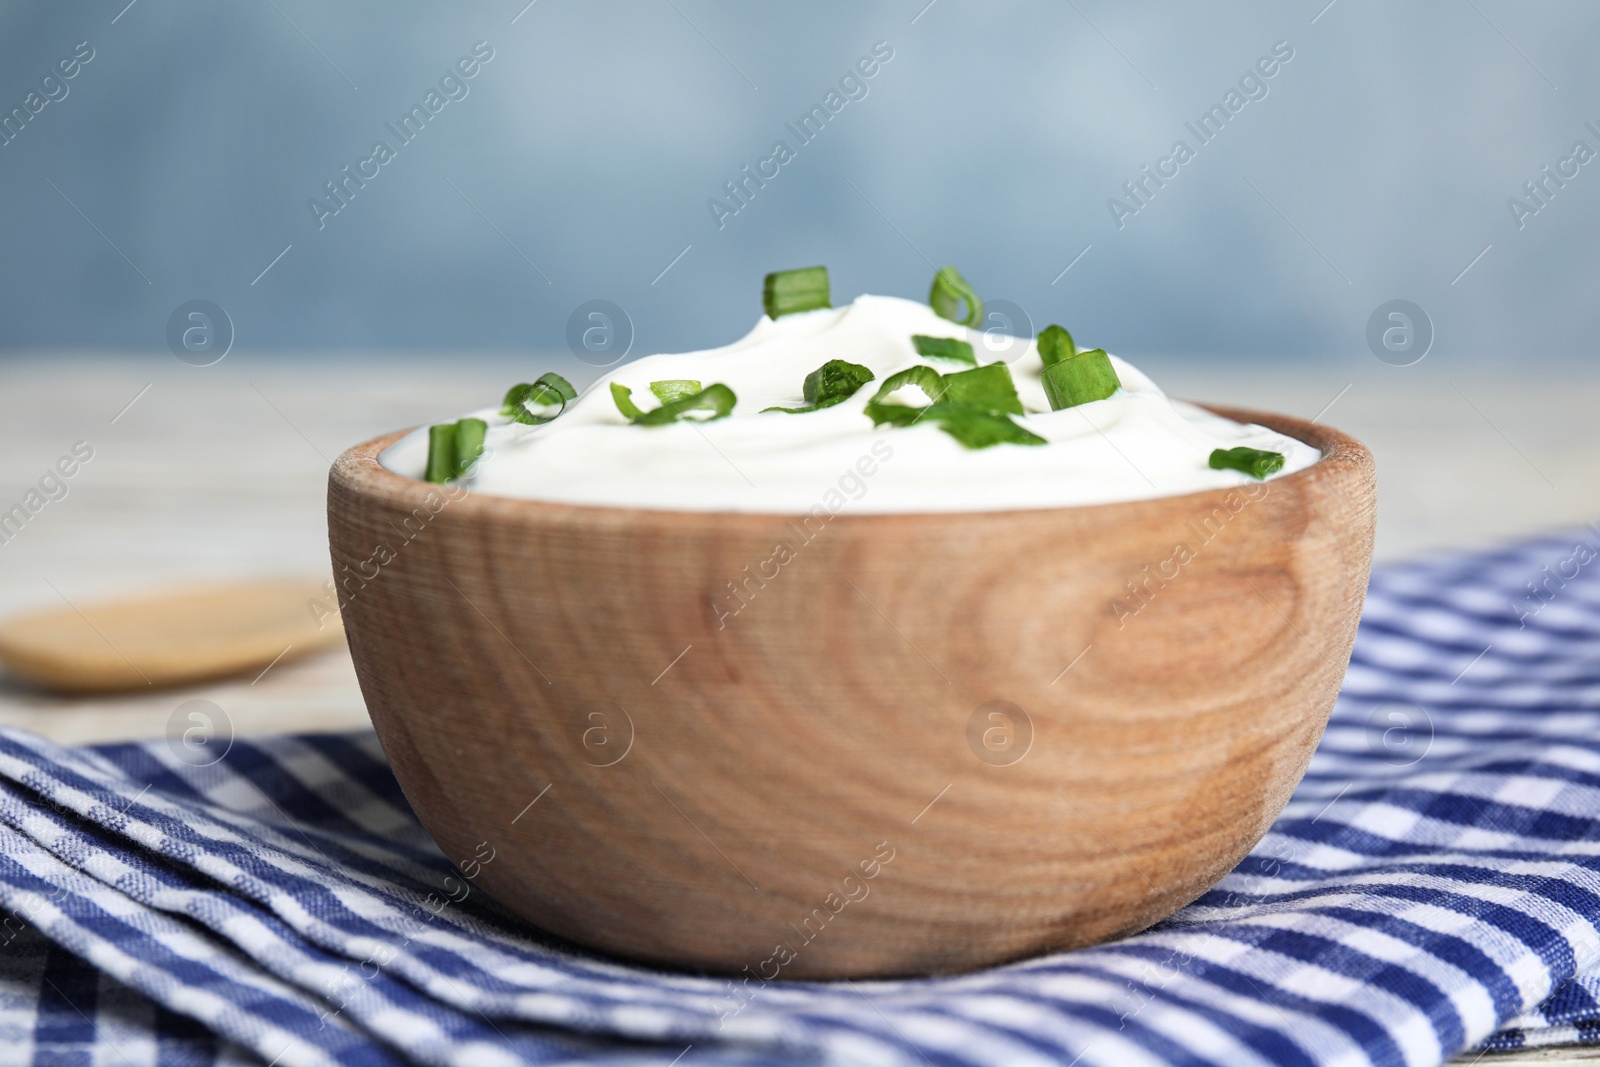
(3, 352, 1598, 1065)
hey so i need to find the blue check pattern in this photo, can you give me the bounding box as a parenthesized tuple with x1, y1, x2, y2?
(4, 529, 1600, 1066)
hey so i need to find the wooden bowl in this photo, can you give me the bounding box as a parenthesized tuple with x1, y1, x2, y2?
(327, 406, 1374, 979)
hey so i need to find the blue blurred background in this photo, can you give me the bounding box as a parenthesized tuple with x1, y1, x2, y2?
(0, 0, 1593, 360)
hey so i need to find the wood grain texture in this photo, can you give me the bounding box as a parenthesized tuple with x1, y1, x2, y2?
(0, 579, 345, 693)
(327, 406, 1376, 980)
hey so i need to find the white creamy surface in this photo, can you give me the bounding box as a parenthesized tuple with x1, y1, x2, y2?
(379, 295, 1320, 512)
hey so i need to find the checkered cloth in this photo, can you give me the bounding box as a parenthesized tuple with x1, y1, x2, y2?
(4, 530, 1600, 1066)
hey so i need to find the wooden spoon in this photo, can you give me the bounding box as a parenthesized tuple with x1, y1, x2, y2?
(0, 579, 345, 693)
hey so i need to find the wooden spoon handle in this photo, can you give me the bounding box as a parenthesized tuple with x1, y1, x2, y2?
(0, 579, 345, 693)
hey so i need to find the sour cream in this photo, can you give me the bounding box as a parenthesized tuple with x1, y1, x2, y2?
(379, 295, 1319, 513)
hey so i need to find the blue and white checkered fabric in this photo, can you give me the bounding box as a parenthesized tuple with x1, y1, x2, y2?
(4, 529, 1600, 1067)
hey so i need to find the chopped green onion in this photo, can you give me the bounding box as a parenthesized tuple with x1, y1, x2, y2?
(1042, 348, 1120, 411)
(533, 372, 576, 403)
(763, 360, 875, 414)
(863, 402, 926, 428)
(1037, 323, 1119, 409)
(872, 365, 950, 403)
(1209, 446, 1285, 480)
(864, 399, 1042, 447)
(1036, 324, 1077, 367)
(650, 379, 702, 404)
(454, 418, 487, 476)
(922, 404, 1046, 448)
(763, 266, 830, 319)
(500, 383, 534, 419)
(613, 382, 737, 425)
(929, 266, 983, 327)
(912, 334, 977, 365)
(424, 418, 488, 483)
(940, 363, 1024, 415)
(637, 383, 737, 425)
(502, 372, 576, 425)
(806, 360, 874, 405)
(425, 423, 458, 483)
(862, 362, 1041, 448)
(864, 365, 948, 419)
(610, 382, 645, 420)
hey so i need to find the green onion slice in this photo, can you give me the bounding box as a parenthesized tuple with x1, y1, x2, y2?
(870, 365, 949, 406)
(861, 362, 1040, 448)
(637, 383, 737, 425)
(940, 363, 1024, 415)
(425, 418, 489, 483)
(1042, 348, 1120, 411)
(532, 372, 576, 403)
(1036, 324, 1077, 367)
(864, 399, 1042, 447)
(923, 405, 1046, 448)
(862, 365, 948, 424)
(650, 379, 702, 404)
(502, 372, 577, 425)
(1209, 446, 1285, 480)
(929, 266, 983, 327)
(763, 359, 875, 414)
(912, 334, 977, 365)
(454, 418, 487, 477)
(805, 360, 874, 405)
(425, 423, 458, 483)
(499, 384, 531, 416)
(610, 383, 646, 421)
(613, 381, 737, 425)
(763, 266, 830, 319)
(862, 402, 926, 428)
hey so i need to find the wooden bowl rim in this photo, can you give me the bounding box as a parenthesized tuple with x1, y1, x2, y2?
(330, 404, 1371, 526)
